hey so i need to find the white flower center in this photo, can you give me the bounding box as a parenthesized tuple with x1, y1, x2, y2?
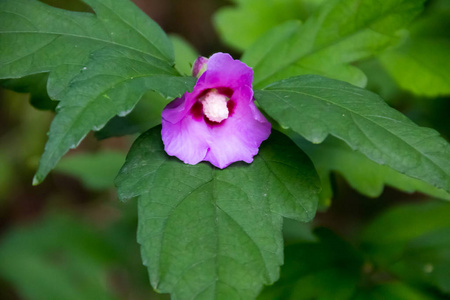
(202, 90, 229, 123)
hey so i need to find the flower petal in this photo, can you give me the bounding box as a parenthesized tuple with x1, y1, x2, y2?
(161, 114, 210, 165)
(161, 91, 200, 125)
(204, 86, 271, 168)
(192, 56, 208, 78)
(193, 53, 253, 97)
(161, 52, 271, 169)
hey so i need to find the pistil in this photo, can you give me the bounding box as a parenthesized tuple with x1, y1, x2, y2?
(202, 90, 229, 123)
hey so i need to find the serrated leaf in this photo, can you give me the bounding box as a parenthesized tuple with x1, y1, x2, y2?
(244, 0, 425, 88)
(295, 135, 450, 200)
(33, 46, 196, 184)
(0, 0, 173, 98)
(1, 0, 196, 184)
(379, 4, 450, 97)
(115, 127, 320, 300)
(255, 75, 450, 194)
(94, 90, 169, 140)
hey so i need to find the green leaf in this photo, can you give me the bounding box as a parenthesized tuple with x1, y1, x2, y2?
(282, 219, 317, 244)
(0, 0, 173, 98)
(55, 150, 126, 190)
(356, 58, 402, 101)
(242, 20, 301, 72)
(0, 214, 119, 300)
(380, 39, 450, 97)
(258, 228, 362, 300)
(170, 35, 199, 76)
(295, 135, 450, 200)
(360, 201, 450, 297)
(255, 75, 450, 194)
(244, 0, 425, 88)
(379, 3, 450, 97)
(213, 0, 324, 51)
(0, 73, 56, 110)
(390, 227, 450, 295)
(0, 0, 196, 184)
(115, 127, 320, 300)
(352, 282, 437, 300)
(94, 90, 169, 140)
(32, 46, 196, 184)
(361, 201, 450, 265)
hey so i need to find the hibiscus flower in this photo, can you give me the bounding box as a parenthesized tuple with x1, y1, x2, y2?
(161, 53, 271, 168)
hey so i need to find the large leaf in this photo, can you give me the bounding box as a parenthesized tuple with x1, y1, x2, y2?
(0, 0, 195, 184)
(243, 0, 425, 88)
(295, 135, 450, 201)
(213, 0, 324, 51)
(94, 36, 198, 140)
(379, 1, 450, 97)
(33, 47, 195, 184)
(115, 127, 320, 300)
(0, 0, 173, 98)
(255, 75, 450, 194)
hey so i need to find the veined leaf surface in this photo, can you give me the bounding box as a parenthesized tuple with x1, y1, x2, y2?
(0, 0, 196, 183)
(243, 0, 425, 88)
(0, 0, 173, 97)
(379, 3, 450, 96)
(33, 47, 195, 184)
(295, 136, 450, 201)
(255, 75, 450, 193)
(115, 127, 320, 300)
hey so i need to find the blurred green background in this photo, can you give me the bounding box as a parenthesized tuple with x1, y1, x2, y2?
(1, 0, 449, 299)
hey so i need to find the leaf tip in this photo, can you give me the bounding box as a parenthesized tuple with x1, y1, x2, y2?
(32, 175, 42, 186)
(115, 188, 131, 203)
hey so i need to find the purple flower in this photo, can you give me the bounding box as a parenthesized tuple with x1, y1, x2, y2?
(161, 53, 271, 169)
